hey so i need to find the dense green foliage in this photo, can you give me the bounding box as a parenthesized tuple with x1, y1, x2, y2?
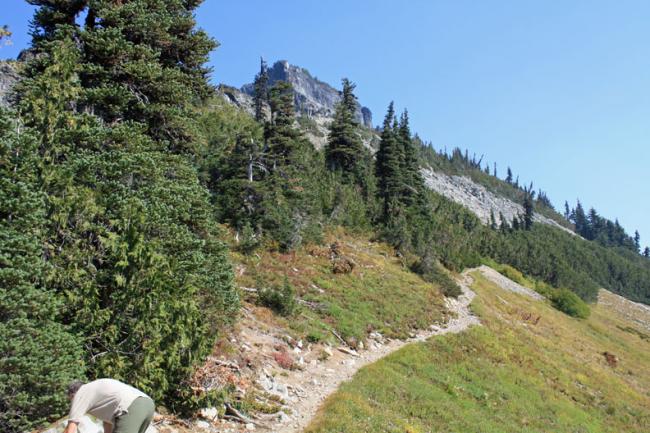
(568, 200, 640, 252)
(550, 288, 591, 319)
(326, 79, 365, 177)
(257, 276, 298, 317)
(12, 0, 237, 419)
(0, 109, 85, 432)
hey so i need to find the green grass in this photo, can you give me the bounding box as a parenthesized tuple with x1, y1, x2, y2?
(231, 228, 448, 344)
(305, 271, 650, 433)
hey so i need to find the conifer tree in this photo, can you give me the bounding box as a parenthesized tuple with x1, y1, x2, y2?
(325, 79, 363, 176)
(564, 201, 571, 220)
(523, 195, 534, 230)
(644, 247, 650, 258)
(375, 102, 404, 218)
(267, 81, 302, 167)
(397, 109, 424, 204)
(264, 80, 321, 250)
(489, 209, 497, 230)
(0, 109, 85, 432)
(253, 57, 269, 122)
(635, 230, 641, 252)
(506, 167, 513, 184)
(19, 0, 237, 410)
(573, 200, 588, 237)
(499, 212, 509, 232)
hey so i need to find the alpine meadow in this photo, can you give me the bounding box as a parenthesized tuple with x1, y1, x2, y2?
(0, 2, 649, 433)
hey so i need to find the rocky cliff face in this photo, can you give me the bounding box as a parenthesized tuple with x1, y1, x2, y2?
(422, 168, 575, 234)
(0, 60, 19, 108)
(219, 61, 378, 150)
(241, 60, 373, 128)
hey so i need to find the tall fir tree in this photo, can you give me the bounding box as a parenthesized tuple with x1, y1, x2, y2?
(634, 230, 641, 252)
(375, 102, 405, 219)
(523, 194, 534, 230)
(506, 167, 513, 184)
(267, 81, 302, 167)
(264, 80, 321, 250)
(18, 0, 237, 410)
(396, 109, 425, 205)
(0, 109, 85, 432)
(253, 57, 269, 122)
(325, 79, 364, 177)
(573, 200, 588, 237)
(564, 200, 571, 220)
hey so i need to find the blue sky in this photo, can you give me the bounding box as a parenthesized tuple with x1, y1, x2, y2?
(2, 0, 649, 249)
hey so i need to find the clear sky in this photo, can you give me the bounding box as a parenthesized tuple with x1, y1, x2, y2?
(2, 0, 649, 249)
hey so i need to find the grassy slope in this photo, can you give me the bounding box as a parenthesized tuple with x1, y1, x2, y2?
(231, 228, 448, 344)
(304, 270, 650, 433)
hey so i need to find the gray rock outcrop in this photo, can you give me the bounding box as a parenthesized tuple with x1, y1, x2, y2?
(0, 60, 19, 108)
(241, 60, 373, 128)
(422, 167, 575, 235)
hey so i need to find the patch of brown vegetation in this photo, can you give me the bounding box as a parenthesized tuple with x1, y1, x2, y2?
(602, 351, 619, 368)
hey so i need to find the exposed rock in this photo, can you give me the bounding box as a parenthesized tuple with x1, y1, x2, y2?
(40, 416, 103, 433)
(216, 84, 256, 116)
(241, 60, 372, 128)
(476, 265, 545, 301)
(199, 407, 219, 421)
(421, 167, 575, 235)
(0, 60, 19, 108)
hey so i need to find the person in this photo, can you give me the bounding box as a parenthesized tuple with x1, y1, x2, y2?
(63, 379, 155, 433)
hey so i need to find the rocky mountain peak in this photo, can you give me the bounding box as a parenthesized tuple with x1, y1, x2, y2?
(241, 60, 373, 128)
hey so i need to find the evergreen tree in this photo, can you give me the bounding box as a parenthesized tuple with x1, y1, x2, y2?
(375, 102, 403, 219)
(253, 57, 269, 122)
(523, 194, 534, 230)
(19, 0, 237, 410)
(499, 212, 509, 232)
(397, 109, 424, 204)
(493, 162, 497, 177)
(635, 230, 641, 252)
(0, 109, 85, 432)
(489, 209, 497, 230)
(267, 81, 302, 167)
(573, 200, 588, 237)
(264, 81, 321, 250)
(325, 79, 363, 177)
(644, 247, 650, 258)
(564, 201, 571, 220)
(506, 167, 513, 184)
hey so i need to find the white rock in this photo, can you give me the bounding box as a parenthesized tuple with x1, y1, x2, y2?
(245, 423, 256, 430)
(200, 406, 219, 420)
(195, 420, 211, 431)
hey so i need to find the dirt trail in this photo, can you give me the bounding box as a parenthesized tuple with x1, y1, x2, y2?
(261, 271, 480, 433)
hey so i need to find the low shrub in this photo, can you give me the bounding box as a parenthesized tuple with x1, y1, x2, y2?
(258, 277, 298, 316)
(550, 288, 590, 319)
(273, 350, 295, 370)
(411, 254, 462, 298)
